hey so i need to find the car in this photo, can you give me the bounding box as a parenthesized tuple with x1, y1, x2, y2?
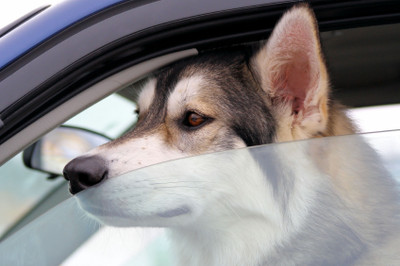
(0, 0, 400, 265)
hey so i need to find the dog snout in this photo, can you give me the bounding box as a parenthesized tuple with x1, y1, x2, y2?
(63, 155, 108, 195)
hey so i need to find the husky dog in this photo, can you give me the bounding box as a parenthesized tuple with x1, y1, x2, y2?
(63, 4, 400, 266)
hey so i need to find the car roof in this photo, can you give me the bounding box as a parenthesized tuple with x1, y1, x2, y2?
(0, 0, 286, 71)
(0, 0, 125, 70)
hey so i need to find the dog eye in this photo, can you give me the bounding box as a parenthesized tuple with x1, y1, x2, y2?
(184, 112, 206, 128)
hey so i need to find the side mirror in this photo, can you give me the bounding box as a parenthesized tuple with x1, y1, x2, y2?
(23, 126, 111, 176)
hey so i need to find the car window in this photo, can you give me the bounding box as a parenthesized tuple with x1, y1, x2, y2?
(0, 94, 137, 239)
(0, 130, 399, 265)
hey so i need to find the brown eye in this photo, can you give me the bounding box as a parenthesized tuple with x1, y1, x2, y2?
(184, 112, 206, 127)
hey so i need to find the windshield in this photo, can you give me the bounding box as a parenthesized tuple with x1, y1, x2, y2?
(1, 130, 399, 265)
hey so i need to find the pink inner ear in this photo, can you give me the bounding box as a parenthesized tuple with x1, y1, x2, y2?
(268, 11, 321, 114)
(285, 55, 314, 113)
(271, 49, 319, 114)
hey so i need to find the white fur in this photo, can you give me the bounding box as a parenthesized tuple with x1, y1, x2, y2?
(167, 76, 204, 116)
(137, 78, 156, 114)
(77, 144, 320, 266)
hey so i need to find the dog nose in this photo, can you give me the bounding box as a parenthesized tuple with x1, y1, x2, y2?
(63, 156, 108, 195)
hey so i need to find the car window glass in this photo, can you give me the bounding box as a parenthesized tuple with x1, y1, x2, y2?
(0, 130, 399, 265)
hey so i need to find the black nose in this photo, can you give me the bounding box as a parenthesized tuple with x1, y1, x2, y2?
(63, 156, 108, 195)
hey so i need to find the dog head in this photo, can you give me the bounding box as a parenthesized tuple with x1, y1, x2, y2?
(63, 5, 339, 227)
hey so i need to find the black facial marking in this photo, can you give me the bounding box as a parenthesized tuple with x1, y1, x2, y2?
(202, 48, 276, 146)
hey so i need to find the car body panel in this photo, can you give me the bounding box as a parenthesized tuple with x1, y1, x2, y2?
(0, 0, 126, 69)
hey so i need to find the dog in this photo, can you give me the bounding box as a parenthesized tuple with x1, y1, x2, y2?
(63, 4, 400, 265)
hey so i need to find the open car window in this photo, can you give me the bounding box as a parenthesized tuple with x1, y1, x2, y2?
(0, 130, 399, 265)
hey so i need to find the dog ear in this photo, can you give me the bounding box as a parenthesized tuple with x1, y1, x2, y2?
(252, 5, 330, 141)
